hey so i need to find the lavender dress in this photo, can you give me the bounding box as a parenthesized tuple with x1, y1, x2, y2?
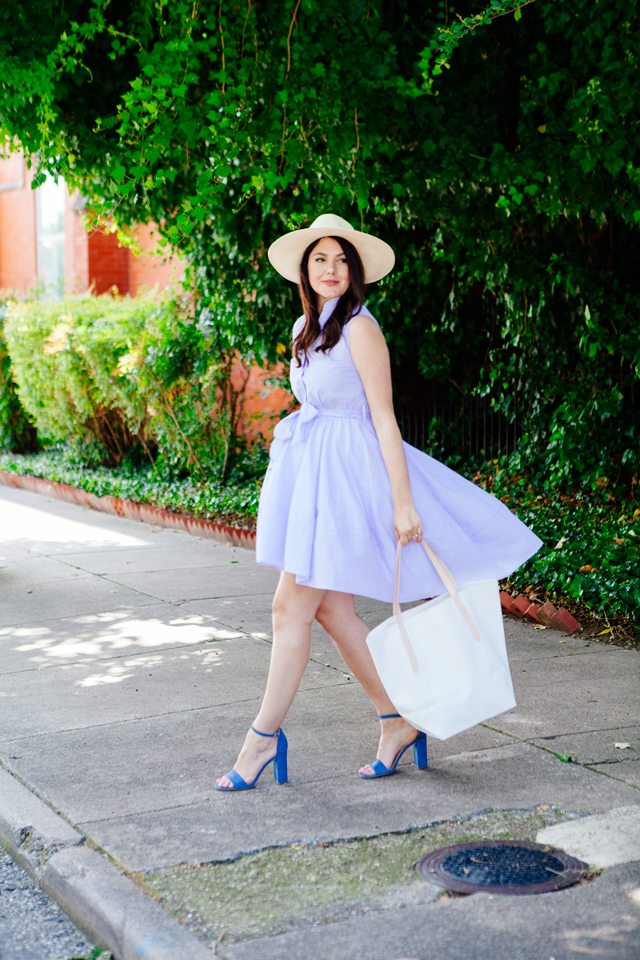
(256, 298, 542, 602)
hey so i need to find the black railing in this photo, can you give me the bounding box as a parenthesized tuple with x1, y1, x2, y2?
(394, 368, 523, 462)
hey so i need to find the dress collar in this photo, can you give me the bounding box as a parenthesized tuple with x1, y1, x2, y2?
(318, 296, 340, 329)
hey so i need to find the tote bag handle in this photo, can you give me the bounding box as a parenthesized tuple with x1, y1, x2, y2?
(392, 540, 481, 674)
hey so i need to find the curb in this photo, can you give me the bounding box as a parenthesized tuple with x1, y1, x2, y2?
(0, 470, 256, 551)
(0, 766, 213, 960)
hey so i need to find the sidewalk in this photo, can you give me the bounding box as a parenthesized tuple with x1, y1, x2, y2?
(0, 484, 639, 960)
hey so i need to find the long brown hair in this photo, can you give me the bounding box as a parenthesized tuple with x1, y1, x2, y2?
(292, 236, 365, 366)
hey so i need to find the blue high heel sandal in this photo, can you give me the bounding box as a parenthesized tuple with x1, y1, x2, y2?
(215, 726, 288, 791)
(359, 713, 428, 779)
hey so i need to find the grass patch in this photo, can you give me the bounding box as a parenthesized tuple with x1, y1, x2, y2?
(140, 807, 576, 948)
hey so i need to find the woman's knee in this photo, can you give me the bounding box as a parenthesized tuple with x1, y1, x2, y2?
(315, 605, 337, 634)
(316, 593, 356, 636)
(271, 593, 287, 626)
(272, 590, 316, 630)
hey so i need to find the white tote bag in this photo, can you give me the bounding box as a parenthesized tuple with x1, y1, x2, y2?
(366, 540, 516, 740)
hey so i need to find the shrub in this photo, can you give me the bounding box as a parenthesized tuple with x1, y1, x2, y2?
(469, 458, 640, 628)
(0, 295, 38, 453)
(3, 292, 254, 478)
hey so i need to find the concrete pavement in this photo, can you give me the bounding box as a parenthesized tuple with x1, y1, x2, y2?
(0, 484, 639, 959)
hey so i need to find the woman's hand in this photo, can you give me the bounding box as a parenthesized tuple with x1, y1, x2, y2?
(394, 502, 423, 547)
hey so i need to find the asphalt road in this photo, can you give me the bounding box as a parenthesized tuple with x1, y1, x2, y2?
(0, 853, 95, 960)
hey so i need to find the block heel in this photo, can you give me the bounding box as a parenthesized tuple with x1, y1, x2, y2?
(273, 728, 288, 784)
(215, 725, 288, 791)
(413, 730, 428, 769)
(360, 713, 428, 779)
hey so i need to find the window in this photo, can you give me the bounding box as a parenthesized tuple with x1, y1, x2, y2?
(36, 175, 65, 295)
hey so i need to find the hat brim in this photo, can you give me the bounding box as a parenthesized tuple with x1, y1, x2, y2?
(268, 226, 395, 284)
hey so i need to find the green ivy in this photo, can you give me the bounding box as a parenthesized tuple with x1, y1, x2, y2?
(0, 0, 638, 497)
(469, 457, 640, 626)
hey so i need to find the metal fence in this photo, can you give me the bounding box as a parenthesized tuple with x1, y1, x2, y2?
(394, 367, 523, 462)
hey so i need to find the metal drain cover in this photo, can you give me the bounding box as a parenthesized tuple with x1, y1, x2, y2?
(416, 840, 588, 896)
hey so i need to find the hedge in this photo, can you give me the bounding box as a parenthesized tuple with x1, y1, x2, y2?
(0, 295, 38, 453)
(2, 292, 250, 478)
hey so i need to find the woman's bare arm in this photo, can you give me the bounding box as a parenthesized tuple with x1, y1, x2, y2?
(348, 315, 422, 546)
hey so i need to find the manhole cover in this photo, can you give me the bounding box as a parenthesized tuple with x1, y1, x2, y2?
(416, 840, 588, 895)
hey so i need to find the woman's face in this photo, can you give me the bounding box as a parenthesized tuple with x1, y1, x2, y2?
(307, 237, 350, 308)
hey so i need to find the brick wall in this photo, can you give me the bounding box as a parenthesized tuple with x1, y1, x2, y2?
(231, 359, 293, 442)
(88, 227, 130, 295)
(63, 193, 89, 293)
(0, 155, 185, 298)
(0, 154, 37, 293)
(129, 223, 185, 296)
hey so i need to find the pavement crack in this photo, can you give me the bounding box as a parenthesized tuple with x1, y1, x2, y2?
(521, 740, 640, 788)
(481, 721, 640, 740)
(0, 696, 268, 743)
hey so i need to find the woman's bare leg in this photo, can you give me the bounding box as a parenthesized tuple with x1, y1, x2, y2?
(216, 572, 326, 788)
(315, 591, 418, 774)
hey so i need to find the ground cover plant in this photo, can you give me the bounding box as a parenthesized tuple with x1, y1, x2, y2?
(0, 448, 262, 530)
(2, 443, 638, 633)
(468, 457, 640, 637)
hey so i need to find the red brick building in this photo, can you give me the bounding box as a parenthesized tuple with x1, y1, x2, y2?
(0, 152, 182, 296)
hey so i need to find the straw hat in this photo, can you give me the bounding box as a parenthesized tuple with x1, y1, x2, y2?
(268, 214, 395, 284)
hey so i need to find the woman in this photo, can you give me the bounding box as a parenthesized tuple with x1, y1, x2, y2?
(215, 214, 541, 791)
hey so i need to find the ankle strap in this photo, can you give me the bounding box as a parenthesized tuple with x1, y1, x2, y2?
(251, 725, 279, 738)
(379, 713, 401, 720)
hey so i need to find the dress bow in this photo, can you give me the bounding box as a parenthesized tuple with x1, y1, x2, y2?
(272, 402, 319, 445)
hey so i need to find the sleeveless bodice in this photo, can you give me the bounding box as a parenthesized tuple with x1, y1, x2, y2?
(290, 298, 374, 418)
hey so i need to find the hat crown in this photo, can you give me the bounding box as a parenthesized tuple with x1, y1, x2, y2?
(309, 214, 354, 232)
